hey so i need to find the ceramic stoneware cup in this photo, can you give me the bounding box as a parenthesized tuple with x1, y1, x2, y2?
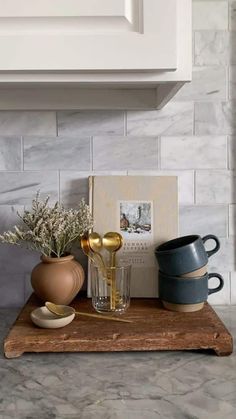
(180, 264, 207, 278)
(176, 265, 208, 310)
(155, 234, 220, 276)
(159, 271, 224, 312)
(162, 301, 205, 313)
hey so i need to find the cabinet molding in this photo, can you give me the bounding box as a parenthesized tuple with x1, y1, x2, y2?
(0, 0, 191, 109)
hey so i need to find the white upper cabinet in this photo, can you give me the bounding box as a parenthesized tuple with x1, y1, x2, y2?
(0, 0, 177, 71)
(0, 0, 192, 110)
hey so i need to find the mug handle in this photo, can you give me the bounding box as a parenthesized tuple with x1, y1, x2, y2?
(202, 234, 220, 258)
(208, 273, 224, 295)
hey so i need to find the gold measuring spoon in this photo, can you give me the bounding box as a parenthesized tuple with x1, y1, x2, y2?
(88, 232, 103, 253)
(102, 232, 123, 265)
(45, 302, 132, 323)
(102, 232, 123, 310)
(88, 232, 107, 272)
(81, 235, 106, 275)
(81, 234, 94, 259)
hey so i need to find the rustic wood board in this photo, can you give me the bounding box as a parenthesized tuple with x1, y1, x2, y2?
(4, 294, 233, 358)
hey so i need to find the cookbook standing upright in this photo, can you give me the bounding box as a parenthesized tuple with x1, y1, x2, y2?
(88, 176, 178, 297)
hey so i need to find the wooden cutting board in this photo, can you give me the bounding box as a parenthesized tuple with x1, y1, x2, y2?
(4, 294, 233, 358)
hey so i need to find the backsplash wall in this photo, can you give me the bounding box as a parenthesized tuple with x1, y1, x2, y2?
(0, 0, 235, 306)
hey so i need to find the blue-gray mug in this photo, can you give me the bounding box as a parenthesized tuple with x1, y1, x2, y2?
(159, 271, 224, 304)
(155, 234, 220, 276)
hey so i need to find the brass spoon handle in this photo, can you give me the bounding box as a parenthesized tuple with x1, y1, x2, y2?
(75, 311, 132, 323)
(81, 235, 108, 281)
(81, 246, 107, 279)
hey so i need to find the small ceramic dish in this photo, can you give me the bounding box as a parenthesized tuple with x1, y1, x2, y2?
(30, 306, 75, 329)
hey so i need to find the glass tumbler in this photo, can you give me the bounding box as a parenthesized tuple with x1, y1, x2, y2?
(91, 265, 131, 314)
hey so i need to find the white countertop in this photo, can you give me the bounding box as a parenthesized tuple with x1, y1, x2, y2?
(0, 306, 235, 419)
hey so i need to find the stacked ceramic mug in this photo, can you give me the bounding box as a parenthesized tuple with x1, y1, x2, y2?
(155, 235, 224, 312)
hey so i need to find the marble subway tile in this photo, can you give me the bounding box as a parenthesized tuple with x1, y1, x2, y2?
(196, 170, 234, 204)
(127, 170, 194, 205)
(0, 243, 39, 275)
(0, 136, 21, 171)
(208, 272, 230, 305)
(230, 0, 236, 30)
(228, 136, 236, 169)
(0, 244, 39, 306)
(230, 271, 236, 303)
(0, 171, 58, 205)
(214, 306, 235, 331)
(160, 136, 227, 169)
(229, 66, 236, 99)
(208, 238, 235, 272)
(24, 136, 91, 170)
(57, 111, 125, 136)
(60, 171, 128, 207)
(230, 32, 236, 65)
(0, 111, 56, 136)
(193, 1, 228, 30)
(229, 204, 236, 236)
(93, 136, 158, 170)
(0, 205, 24, 233)
(180, 205, 228, 238)
(194, 31, 229, 66)
(174, 66, 227, 101)
(60, 172, 90, 207)
(0, 248, 39, 308)
(195, 102, 236, 135)
(0, 273, 25, 307)
(127, 102, 194, 136)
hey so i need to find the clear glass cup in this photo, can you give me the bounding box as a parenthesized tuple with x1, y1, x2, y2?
(91, 265, 131, 314)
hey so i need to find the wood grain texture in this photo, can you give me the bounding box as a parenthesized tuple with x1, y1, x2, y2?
(4, 294, 233, 358)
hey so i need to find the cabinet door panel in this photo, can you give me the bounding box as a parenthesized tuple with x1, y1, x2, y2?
(0, 0, 127, 17)
(0, 0, 177, 71)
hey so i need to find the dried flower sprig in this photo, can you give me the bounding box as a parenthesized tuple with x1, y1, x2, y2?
(0, 192, 93, 257)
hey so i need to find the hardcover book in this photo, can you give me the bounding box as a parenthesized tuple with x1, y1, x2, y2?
(88, 176, 178, 297)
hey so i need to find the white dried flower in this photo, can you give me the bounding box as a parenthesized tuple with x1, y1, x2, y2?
(0, 192, 93, 257)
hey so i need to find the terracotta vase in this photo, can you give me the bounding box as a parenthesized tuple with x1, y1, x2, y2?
(31, 254, 85, 305)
